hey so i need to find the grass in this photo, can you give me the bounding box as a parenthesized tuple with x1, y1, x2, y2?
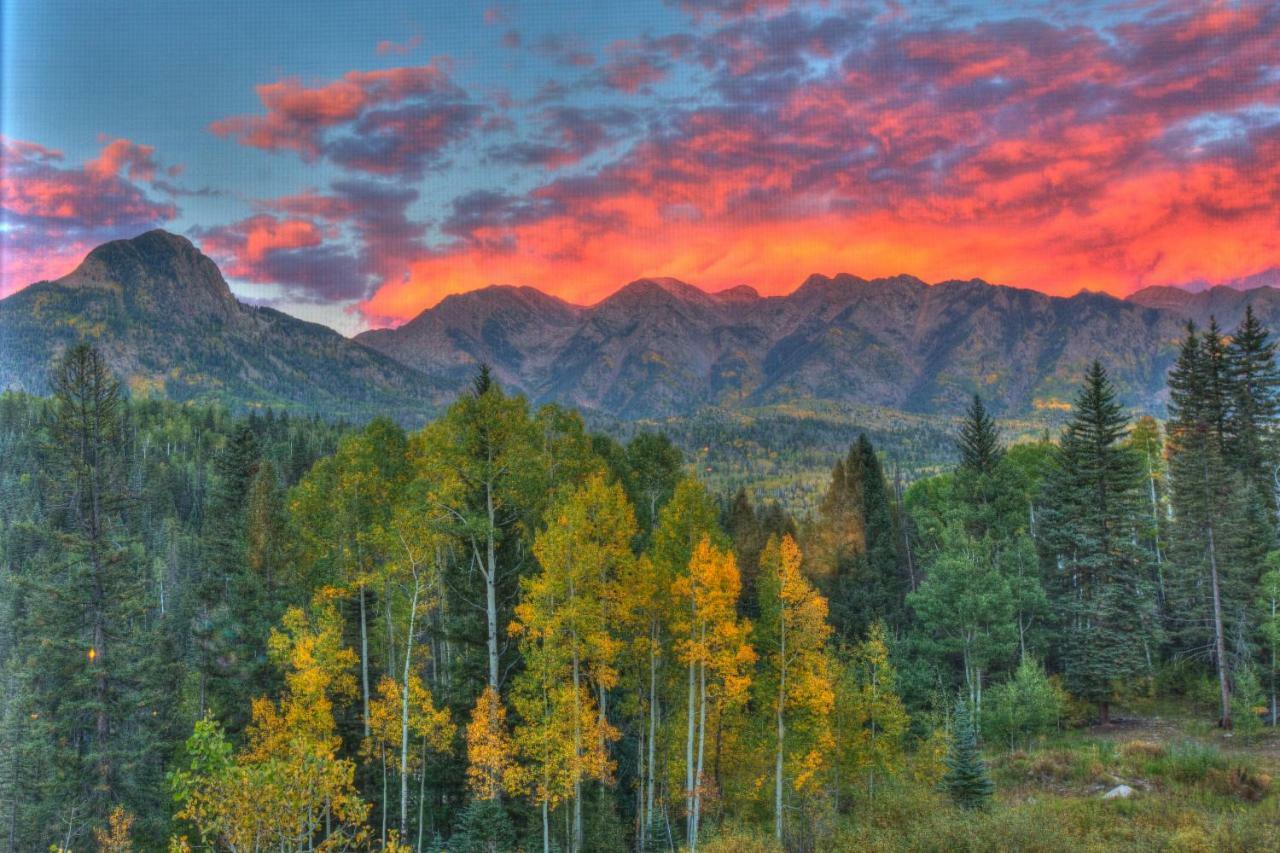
(698, 710, 1280, 852)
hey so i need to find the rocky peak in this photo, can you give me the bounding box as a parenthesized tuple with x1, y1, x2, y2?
(60, 229, 237, 316)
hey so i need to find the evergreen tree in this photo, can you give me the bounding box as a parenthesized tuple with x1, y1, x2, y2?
(822, 435, 905, 640)
(1038, 362, 1156, 724)
(1227, 305, 1280, 505)
(1166, 324, 1254, 728)
(941, 699, 993, 810)
(958, 394, 1003, 475)
(22, 345, 176, 846)
(193, 421, 266, 728)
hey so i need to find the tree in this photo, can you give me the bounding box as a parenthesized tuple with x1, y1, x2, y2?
(465, 686, 517, 801)
(755, 535, 834, 842)
(623, 432, 684, 539)
(290, 417, 410, 741)
(818, 435, 905, 640)
(408, 375, 541, 695)
(23, 344, 175, 844)
(510, 472, 631, 852)
(832, 622, 908, 805)
(1166, 324, 1249, 728)
(644, 478, 725, 845)
(958, 394, 1003, 475)
(908, 524, 1017, 717)
(1259, 557, 1280, 726)
(171, 596, 371, 850)
(671, 537, 754, 852)
(195, 421, 267, 726)
(1038, 362, 1156, 725)
(981, 658, 1062, 751)
(1226, 305, 1280, 512)
(942, 699, 993, 810)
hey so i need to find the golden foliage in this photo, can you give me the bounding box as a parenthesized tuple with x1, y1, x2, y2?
(94, 807, 135, 853)
(466, 686, 519, 800)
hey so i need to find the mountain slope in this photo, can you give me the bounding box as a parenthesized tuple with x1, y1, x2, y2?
(0, 230, 444, 420)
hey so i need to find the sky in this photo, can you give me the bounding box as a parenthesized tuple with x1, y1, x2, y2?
(3, 0, 1279, 335)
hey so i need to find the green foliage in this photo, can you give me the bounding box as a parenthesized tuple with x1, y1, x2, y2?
(982, 658, 1063, 751)
(942, 700, 994, 810)
(449, 797, 518, 853)
(1037, 362, 1156, 722)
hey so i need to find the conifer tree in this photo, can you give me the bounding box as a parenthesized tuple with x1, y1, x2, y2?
(958, 394, 1003, 475)
(1227, 306, 1280, 506)
(1167, 324, 1253, 728)
(822, 435, 905, 640)
(21, 345, 176, 846)
(942, 699, 993, 810)
(1038, 362, 1155, 725)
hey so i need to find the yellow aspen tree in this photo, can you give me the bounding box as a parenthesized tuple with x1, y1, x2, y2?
(672, 537, 755, 852)
(833, 621, 909, 804)
(172, 593, 371, 851)
(510, 640, 615, 853)
(465, 686, 519, 800)
(366, 675, 454, 846)
(641, 478, 724, 842)
(756, 535, 834, 844)
(515, 470, 632, 852)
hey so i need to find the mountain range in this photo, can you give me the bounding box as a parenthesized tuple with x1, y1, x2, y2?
(5, 230, 1280, 422)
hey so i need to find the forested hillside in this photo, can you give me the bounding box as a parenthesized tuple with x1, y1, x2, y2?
(3, 308, 1280, 851)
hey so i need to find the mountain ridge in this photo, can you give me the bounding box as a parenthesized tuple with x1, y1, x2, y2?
(6, 230, 1280, 422)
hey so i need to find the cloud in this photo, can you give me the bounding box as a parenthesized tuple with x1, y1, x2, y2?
(355, 0, 1280, 323)
(377, 34, 422, 55)
(486, 106, 638, 168)
(210, 63, 483, 177)
(1, 136, 178, 294)
(196, 180, 429, 305)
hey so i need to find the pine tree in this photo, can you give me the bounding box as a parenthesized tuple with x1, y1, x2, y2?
(193, 421, 265, 728)
(1227, 305, 1280, 506)
(823, 435, 905, 640)
(942, 699, 993, 809)
(1166, 324, 1253, 728)
(1038, 362, 1156, 725)
(958, 394, 1003, 475)
(22, 345, 176, 846)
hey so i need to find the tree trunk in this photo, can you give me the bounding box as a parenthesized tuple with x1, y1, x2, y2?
(646, 630, 658, 837)
(360, 585, 371, 739)
(692, 652, 707, 851)
(541, 799, 550, 853)
(400, 570, 420, 839)
(1206, 516, 1232, 729)
(572, 642, 583, 853)
(485, 481, 501, 692)
(685, 659, 696, 848)
(775, 593, 787, 843)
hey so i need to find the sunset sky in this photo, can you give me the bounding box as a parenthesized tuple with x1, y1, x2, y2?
(3, 0, 1279, 334)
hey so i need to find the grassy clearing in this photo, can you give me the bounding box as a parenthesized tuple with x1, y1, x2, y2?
(700, 712, 1280, 852)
